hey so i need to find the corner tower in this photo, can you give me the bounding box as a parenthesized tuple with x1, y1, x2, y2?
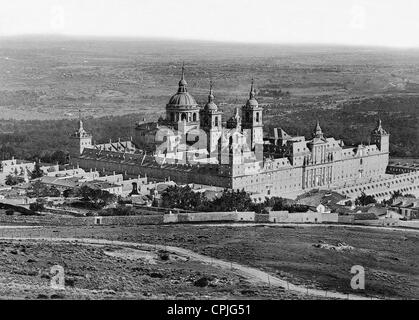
(370, 118, 389, 153)
(69, 111, 92, 159)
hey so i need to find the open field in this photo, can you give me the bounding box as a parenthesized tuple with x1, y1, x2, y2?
(0, 224, 417, 299)
(1, 37, 419, 121)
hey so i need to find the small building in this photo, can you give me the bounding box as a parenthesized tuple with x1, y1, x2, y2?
(390, 197, 419, 220)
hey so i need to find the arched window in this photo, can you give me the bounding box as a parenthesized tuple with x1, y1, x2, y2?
(193, 113, 197, 122)
(181, 113, 187, 121)
(215, 116, 219, 127)
(171, 112, 175, 122)
(256, 112, 260, 122)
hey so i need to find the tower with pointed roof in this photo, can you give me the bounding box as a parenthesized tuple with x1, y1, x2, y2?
(313, 120, 324, 140)
(69, 110, 92, 159)
(200, 81, 223, 156)
(241, 79, 263, 158)
(370, 118, 389, 153)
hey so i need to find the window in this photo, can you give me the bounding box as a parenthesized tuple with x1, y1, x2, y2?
(193, 113, 197, 122)
(256, 112, 260, 122)
(215, 117, 219, 127)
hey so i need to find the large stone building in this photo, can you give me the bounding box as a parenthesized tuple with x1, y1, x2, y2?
(68, 67, 409, 199)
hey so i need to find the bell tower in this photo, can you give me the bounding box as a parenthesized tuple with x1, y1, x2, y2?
(241, 79, 263, 155)
(200, 81, 223, 157)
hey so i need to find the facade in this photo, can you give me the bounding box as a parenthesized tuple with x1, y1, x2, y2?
(69, 67, 397, 199)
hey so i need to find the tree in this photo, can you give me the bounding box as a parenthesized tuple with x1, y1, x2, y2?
(355, 192, 377, 206)
(29, 200, 45, 212)
(161, 185, 208, 211)
(209, 189, 253, 212)
(27, 181, 61, 198)
(63, 188, 76, 198)
(77, 185, 117, 208)
(31, 161, 44, 179)
(5, 174, 24, 186)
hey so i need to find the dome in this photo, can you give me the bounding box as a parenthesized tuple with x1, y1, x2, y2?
(166, 64, 198, 108)
(167, 91, 198, 107)
(204, 101, 218, 111)
(246, 97, 258, 107)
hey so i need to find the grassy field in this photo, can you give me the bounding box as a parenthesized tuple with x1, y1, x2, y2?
(0, 224, 417, 299)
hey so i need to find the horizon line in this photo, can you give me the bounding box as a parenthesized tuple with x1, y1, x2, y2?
(2, 33, 419, 51)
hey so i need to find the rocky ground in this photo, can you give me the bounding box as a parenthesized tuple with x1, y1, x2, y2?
(0, 239, 319, 300)
(0, 224, 417, 300)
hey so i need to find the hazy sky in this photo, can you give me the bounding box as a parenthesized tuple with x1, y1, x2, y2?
(1, 0, 419, 47)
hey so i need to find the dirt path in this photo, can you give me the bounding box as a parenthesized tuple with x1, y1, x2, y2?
(0, 236, 376, 300)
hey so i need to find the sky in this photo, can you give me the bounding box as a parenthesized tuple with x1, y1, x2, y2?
(1, 0, 419, 48)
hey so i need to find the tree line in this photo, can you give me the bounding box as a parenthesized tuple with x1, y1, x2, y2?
(160, 185, 309, 213)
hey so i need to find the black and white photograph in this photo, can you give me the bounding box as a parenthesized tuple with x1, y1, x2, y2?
(0, 0, 417, 313)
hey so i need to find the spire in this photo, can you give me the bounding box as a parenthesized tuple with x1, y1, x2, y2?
(314, 120, 324, 138)
(208, 80, 214, 103)
(245, 78, 258, 108)
(178, 62, 187, 92)
(235, 106, 240, 118)
(73, 109, 90, 138)
(249, 78, 255, 99)
(181, 61, 185, 81)
(78, 109, 83, 131)
(376, 118, 383, 132)
(372, 117, 388, 135)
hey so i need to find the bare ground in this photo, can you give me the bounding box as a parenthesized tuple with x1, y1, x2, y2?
(0, 224, 417, 299)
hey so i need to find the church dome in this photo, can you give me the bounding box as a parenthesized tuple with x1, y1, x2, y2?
(168, 91, 198, 107)
(167, 65, 198, 109)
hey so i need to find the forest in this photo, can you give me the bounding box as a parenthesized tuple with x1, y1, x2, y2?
(0, 94, 417, 163)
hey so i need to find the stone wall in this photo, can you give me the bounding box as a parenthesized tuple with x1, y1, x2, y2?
(338, 215, 355, 224)
(268, 211, 339, 223)
(164, 211, 255, 223)
(0, 213, 163, 226)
